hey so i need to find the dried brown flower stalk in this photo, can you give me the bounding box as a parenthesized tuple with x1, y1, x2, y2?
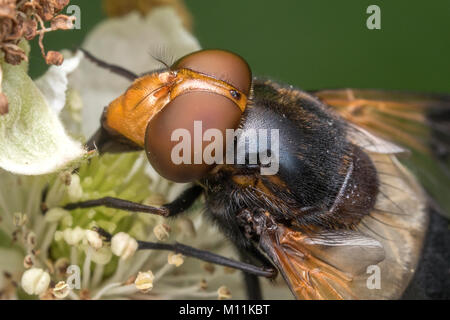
(0, 0, 74, 66)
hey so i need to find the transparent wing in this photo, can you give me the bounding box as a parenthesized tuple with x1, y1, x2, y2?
(258, 222, 385, 300)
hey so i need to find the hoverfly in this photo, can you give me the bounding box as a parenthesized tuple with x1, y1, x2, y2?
(64, 48, 450, 299)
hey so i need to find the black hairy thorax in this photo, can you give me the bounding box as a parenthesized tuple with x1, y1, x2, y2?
(202, 80, 379, 246)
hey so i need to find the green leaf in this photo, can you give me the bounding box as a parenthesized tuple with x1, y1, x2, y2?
(0, 51, 86, 175)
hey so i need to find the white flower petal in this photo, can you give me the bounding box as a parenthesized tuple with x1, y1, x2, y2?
(0, 59, 86, 175)
(35, 50, 83, 114)
(69, 7, 201, 138)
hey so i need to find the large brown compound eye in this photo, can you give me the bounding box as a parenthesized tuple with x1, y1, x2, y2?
(173, 49, 252, 95)
(144, 50, 251, 183)
(145, 92, 242, 182)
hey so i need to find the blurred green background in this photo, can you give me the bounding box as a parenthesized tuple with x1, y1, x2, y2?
(29, 0, 450, 93)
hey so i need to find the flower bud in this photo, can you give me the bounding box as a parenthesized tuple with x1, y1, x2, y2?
(85, 229, 103, 250)
(46, 51, 64, 66)
(52, 281, 70, 299)
(21, 268, 51, 295)
(168, 252, 184, 267)
(4, 45, 27, 65)
(51, 15, 74, 30)
(22, 18, 37, 40)
(217, 286, 231, 300)
(13, 212, 27, 227)
(63, 226, 85, 245)
(54, 0, 70, 11)
(134, 271, 154, 293)
(111, 232, 138, 259)
(153, 223, 171, 241)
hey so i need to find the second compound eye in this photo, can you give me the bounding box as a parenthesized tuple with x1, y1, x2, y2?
(144, 92, 242, 183)
(173, 49, 252, 95)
